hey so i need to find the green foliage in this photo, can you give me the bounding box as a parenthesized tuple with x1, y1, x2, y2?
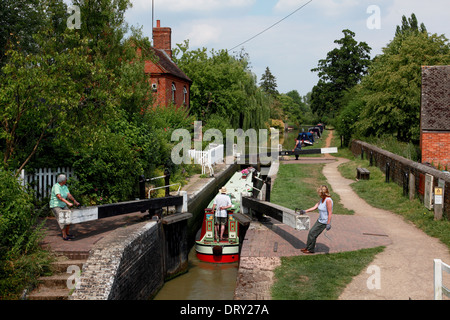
(71, 133, 143, 205)
(259, 66, 279, 97)
(278, 90, 316, 126)
(339, 14, 450, 143)
(311, 29, 371, 121)
(173, 41, 270, 130)
(0, 169, 35, 250)
(0, 169, 52, 299)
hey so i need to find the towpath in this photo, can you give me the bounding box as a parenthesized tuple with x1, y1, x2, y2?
(235, 130, 450, 300)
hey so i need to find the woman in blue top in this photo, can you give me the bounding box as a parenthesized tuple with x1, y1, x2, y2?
(50, 174, 80, 241)
(301, 185, 333, 254)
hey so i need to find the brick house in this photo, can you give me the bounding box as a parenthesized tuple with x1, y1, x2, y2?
(420, 66, 450, 170)
(144, 20, 192, 109)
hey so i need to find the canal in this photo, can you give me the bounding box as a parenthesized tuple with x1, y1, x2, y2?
(153, 247, 239, 300)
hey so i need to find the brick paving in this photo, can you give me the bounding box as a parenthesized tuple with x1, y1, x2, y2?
(40, 212, 147, 259)
(241, 213, 391, 258)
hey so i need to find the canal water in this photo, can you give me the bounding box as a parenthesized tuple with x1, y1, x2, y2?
(153, 247, 239, 300)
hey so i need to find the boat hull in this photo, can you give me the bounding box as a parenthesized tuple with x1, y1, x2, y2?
(195, 242, 240, 263)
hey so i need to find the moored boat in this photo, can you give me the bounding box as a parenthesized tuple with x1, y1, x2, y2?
(195, 168, 255, 263)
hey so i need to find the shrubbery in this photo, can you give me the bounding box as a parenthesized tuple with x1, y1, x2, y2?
(0, 169, 52, 299)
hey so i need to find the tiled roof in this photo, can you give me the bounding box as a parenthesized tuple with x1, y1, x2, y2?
(421, 66, 450, 131)
(150, 47, 192, 83)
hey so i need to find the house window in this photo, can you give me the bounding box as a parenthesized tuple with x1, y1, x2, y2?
(183, 86, 187, 104)
(172, 83, 176, 103)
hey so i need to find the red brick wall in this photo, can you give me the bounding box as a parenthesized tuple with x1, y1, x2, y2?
(421, 131, 450, 169)
(149, 76, 190, 109)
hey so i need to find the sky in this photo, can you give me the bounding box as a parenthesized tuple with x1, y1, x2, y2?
(120, 0, 450, 96)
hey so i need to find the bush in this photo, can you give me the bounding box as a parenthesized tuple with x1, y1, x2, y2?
(72, 133, 144, 205)
(0, 169, 52, 299)
(0, 169, 36, 252)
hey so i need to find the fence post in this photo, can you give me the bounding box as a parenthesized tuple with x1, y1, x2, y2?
(385, 163, 390, 183)
(403, 171, 409, 197)
(434, 259, 443, 300)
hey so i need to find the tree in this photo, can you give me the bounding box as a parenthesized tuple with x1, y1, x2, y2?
(173, 42, 270, 130)
(0, 30, 109, 175)
(310, 29, 371, 121)
(395, 13, 427, 37)
(278, 90, 312, 126)
(260, 67, 279, 98)
(352, 15, 450, 143)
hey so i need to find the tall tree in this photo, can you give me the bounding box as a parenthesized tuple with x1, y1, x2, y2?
(259, 67, 279, 98)
(395, 13, 427, 36)
(310, 29, 371, 121)
(354, 15, 450, 142)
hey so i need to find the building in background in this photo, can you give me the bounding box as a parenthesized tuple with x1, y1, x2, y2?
(420, 65, 450, 170)
(145, 20, 192, 109)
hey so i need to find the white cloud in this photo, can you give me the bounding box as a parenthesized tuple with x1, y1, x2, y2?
(275, 0, 360, 16)
(186, 23, 222, 46)
(132, 0, 255, 12)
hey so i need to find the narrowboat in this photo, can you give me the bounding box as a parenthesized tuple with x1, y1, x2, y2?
(195, 168, 255, 263)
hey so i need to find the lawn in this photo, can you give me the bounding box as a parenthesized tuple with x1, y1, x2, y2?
(271, 246, 384, 300)
(271, 162, 354, 215)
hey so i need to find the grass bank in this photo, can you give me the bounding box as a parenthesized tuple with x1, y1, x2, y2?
(271, 246, 384, 300)
(271, 163, 353, 215)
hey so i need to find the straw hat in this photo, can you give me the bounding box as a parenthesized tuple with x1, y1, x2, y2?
(219, 187, 227, 194)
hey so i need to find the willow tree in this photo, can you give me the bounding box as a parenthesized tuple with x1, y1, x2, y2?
(173, 42, 270, 131)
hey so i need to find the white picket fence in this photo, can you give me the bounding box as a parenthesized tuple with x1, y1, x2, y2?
(19, 167, 76, 200)
(189, 144, 224, 176)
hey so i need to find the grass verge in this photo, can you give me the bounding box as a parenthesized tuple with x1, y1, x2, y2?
(271, 162, 353, 215)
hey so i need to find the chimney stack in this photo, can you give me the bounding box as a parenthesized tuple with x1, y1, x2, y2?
(153, 20, 172, 58)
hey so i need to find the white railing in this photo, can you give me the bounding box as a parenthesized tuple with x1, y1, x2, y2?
(19, 167, 76, 200)
(434, 259, 450, 300)
(189, 144, 224, 176)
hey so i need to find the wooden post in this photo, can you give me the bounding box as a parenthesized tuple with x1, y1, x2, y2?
(265, 177, 271, 202)
(164, 168, 170, 197)
(409, 173, 416, 201)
